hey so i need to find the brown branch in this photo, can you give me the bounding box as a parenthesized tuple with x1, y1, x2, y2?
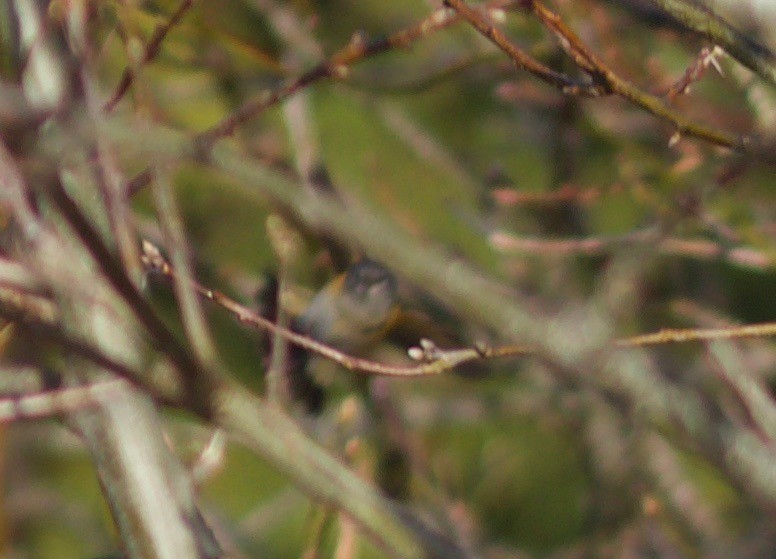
(193, 4, 474, 150)
(490, 183, 603, 207)
(0, 378, 131, 423)
(618, 322, 776, 348)
(527, 0, 755, 150)
(124, 0, 773, 198)
(44, 180, 219, 416)
(443, 0, 607, 95)
(665, 46, 725, 101)
(650, 0, 776, 87)
(0, 297, 182, 407)
(127, 3, 491, 195)
(104, 0, 195, 112)
(140, 240, 532, 377)
(446, 0, 753, 152)
(488, 229, 773, 270)
(141, 240, 776, 380)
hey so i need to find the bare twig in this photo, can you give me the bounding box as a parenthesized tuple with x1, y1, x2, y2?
(706, 343, 776, 444)
(123, 0, 774, 199)
(666, 46, 726, 100)
(193, 4, 474, 149)
(264, 215, 302, 403)
(528, 0, 754, 149)
(446, 0, 753, 151)
(126, 1, 493, 196)
(0, 378, 131, 423)
(141, 240, 534, 377)
(488, 229, 773, 270)
(618, 322, 776, 347)
(650, 0, 776, 87)
(142, 239, 776, 380)
(104, 0, 195, 112)
(109, 115, 776, 509)
(443, 0, 607, 95)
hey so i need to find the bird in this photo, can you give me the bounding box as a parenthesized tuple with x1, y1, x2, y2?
(286, 259, 400, 413)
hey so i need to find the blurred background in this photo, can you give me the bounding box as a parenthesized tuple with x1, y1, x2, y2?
(1, 0, 775, 557)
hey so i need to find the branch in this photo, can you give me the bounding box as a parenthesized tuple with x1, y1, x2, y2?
(107, 109, 776, 510)
(192, 3, 477, 149)
(528, 1, 746, 148)
(0, 377, 130, 422)
(665, 45, 725, 100)
(488, 229, 774, 270)
(150, 167, 219, 367)
(126, 1, 500, 195)
(141, 240, 533, 377)
(193, 136, 776, 508)
(442, 0, 607, 95)
(445, 0, 758, 152)
(617, 322, 776, 347)
(650, 0, 776, 87)
(45, 179, 219, 416)
(104, 0, 195, 112)
(142, 240, 776, 377)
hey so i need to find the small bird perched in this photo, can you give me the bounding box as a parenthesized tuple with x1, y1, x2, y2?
(287, 259, 399, 413)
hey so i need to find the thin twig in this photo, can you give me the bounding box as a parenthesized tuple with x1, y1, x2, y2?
(617, 322, 776, 348)
(141, 240, 533, 377)
(443, 0, 607, 95)
(650, 0, 776, 87)
(192, 3, 477, 150)
(151, 166, 219, 366)
(104, 0, 195, 112)
(665, 46, 726, 101)
(528, 0, 758, 150)
(488, 229, 773, 270)
(0, 379, 131, 423)
(0, 297, 180, 405)
(126, 1, 494, 195)
(142, 240, 776, 378)
(123, 0, 772, 198)
(265, 215, 303, 403)
(446, 0, 751, 151)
